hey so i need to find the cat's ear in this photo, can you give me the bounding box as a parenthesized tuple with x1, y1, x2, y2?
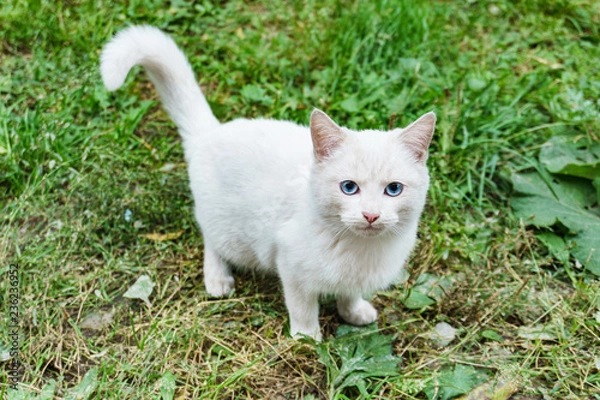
(399, 112, 436, 163)
(310, 109, 345, 162)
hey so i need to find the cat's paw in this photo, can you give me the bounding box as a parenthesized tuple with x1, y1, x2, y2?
(338, 298, 378, 326)
(204, 276, 235, 297)
(290, 326, 322, 342)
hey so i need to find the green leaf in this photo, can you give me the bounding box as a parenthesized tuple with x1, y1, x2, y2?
(481, 329, 504, 342)
(0, 341, 10, 361)
(539, 136, 600, 180)
(536, 232, 570, 266)
(65, 368, 99, 400)
(339, 96, 360, 113)
(455, 369, 522, 400)
(335, 323, 368, 338)
(6, 379, 62, 400)
(511, 171, 600, 275)
(240, 84, 266, 102)
(412, 273, 455, 302)
(159, 371, 176, 400)
(403, 273, 455, 309)
(424, 364, 489, 400)
(37, 380, 57, 400)
(466, 76, 487, 91)
(7, 390, 27, 400)
(403, 290, 436, 309)
(318, 325, 401, 397)
(569, 231, 599, 274)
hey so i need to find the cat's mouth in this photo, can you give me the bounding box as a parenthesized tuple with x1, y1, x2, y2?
(356, 224, 384, 237)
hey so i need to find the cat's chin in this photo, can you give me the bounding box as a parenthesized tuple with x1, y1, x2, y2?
(350, 225, 386, 238)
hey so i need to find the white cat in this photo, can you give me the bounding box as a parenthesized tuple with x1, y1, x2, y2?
(101, 26, 435, 341)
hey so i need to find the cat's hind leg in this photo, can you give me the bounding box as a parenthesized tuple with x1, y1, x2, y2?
(336, 294, 377, 326)
(203, 243, 235, 297)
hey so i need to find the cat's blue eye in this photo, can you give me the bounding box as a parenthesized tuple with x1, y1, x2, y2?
(385, 182, 403, 197)
(340, 180, 359, 195)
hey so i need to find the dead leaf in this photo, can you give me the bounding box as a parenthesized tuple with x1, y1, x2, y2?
(139, 137, 155, 152)
(80, 308, 115, 330)
(531, 56, 563, 69)
(516, 323, 562, 341)
(139, 231, 183, 241)
(235, 27, 245, 39)
(456, 365, 522, 400)
(123, 275, 155, 307)
(426, 322, 457, 347)
(159, 163, 176, 172)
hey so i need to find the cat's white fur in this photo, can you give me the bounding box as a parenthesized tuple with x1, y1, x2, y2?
(101, 26, 435, 340)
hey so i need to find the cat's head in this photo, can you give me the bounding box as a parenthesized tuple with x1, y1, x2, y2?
(309, 109, 435, 238)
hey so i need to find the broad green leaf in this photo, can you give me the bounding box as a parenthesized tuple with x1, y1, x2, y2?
(335, 353, 400, 392)
(511, 171, 600, 276)
(539, 136, 600, 180)
(402, 273, 455, 309)
(424, 364, 488, 400)
(536, 232, 570, 266)
(123, 275, 155, 307)
(159, 371, 176, 400)
(569, 231, 599, 273)
(403, 290, 436, 309)
(412, 273, 455, 302)
(395, 378, 431, 396)
(6, 390, 27, 400)
(318, 325, 401, 397)
(37, 380, 57, 400)
(335, 323, 369, 338)
(65, 368, 99, 400)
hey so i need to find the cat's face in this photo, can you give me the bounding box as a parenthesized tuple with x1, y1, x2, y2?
(310, 110, 435, 238)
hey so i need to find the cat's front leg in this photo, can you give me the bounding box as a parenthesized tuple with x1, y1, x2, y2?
(336, 294, 378, 326)
(280, 277, 322, 341)
(203, 243, 235, 297)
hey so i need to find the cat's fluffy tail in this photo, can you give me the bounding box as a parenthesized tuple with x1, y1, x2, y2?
(100, 25, 219, 136)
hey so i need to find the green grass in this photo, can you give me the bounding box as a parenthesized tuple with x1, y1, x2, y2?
(1, 0, 600, 398)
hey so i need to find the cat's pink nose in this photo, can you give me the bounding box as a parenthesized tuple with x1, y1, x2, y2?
(362, 212, 379, 224)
